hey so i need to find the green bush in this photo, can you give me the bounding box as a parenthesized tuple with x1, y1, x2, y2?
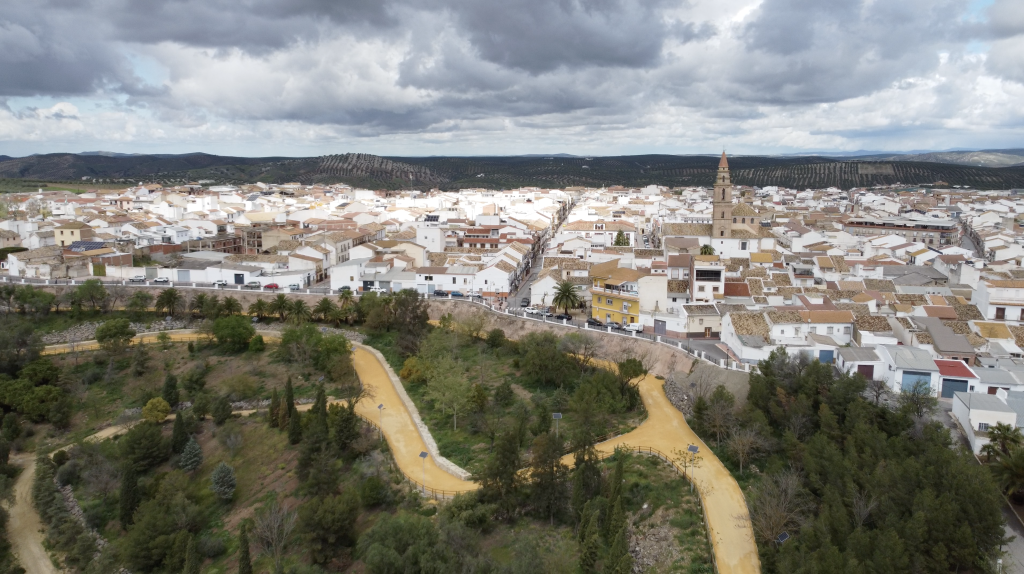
(248, 334, 265, 353)
(212, 316, 255, 352)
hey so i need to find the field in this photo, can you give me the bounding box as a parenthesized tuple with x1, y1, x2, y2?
(4, 152, 1024, 190)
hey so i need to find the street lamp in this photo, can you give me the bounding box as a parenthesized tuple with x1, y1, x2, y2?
(377, 404, 385, 441)
(552, 413, 562, 439)
(687, 444, 699, 492)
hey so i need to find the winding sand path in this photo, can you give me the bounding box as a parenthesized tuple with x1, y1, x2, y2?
(48, 329, 760, 574)
(7, 455, 60, 574)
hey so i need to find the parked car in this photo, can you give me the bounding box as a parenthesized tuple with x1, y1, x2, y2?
(520, 297, 530, 307)
(541, 309, 554, 317)
(608, 322, 625, 330)
(244, 281, 262, 289)
(264, 283, 280, 290)
(288, 283, 301, 290)
(433, 290, 448, 297)
(153, 277, 170, 283)
(212, 279, 227, 287)
(340, 285, 352, 291)
(523, 306, 541, 315)
(450, 291, 464, 297)
(586, 317, 604, 327)
(554, 313, 572, 321)
(369, 287, 387, 293)
(129, 275, 146, 283)
(623, 322, 644, 332)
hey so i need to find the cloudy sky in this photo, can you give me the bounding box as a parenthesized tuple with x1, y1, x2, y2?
(1, 0, 1023, 157)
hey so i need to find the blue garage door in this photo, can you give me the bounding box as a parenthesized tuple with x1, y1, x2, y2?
(941, 378, 968, 399)
(901, 370, 932, 392)
(818, 350, 834, 364)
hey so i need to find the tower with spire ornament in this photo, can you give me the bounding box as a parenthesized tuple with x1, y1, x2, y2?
(711, 151, 733, 239)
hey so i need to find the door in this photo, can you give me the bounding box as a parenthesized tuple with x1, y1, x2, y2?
(654, 320, 667, 336)
(901, 370, 932, 392)
(997, 307, 1006, 320)
(704, 327, 712, 338)
(857, 364, 874, 379)
(818, 350, 834, 364)
(234, 274, 244, 285)
(177, 269, 190, 282)
(941, 378, 968, 398)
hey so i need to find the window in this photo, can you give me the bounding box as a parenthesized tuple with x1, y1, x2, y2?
(740, 241, 748, 250)
(720, 231, 725, 237)
(979, 422, 990, 431)
(424, 275, 433, 281)
(622, 303, 629, 312)
(844, 326, 851, 334)
(484, 279, 488, 284)
(780, 329, 785, 335)
(350, 276, 354, 281)
(607, 298, 613, 304)
(672, 298, 677, 302)
(712, 286, 719, 293)
(698, 285, 705, 292)
(733, 217, 737, 223)
(452, 278, 456, 284)
(827, 326, 834, 334)
(809, 326, 816, 334)
(795, 327, 801, 335)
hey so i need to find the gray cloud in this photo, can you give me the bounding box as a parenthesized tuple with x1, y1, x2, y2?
(0, 0, 1021, 153)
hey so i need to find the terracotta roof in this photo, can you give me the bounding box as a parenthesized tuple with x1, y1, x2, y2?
(923, 306, 958, 319)
(668, 279, 690, 294)
(856, 315, 893, 332)
(799, 310, 855, 324)
(662, 223, 713, 237)
(934, 359, 976, 379)
(732, 203, 758, 217)
(730, 312, 770, 338)
(767, 310, 803, 324)
(863, 279, 896, 292)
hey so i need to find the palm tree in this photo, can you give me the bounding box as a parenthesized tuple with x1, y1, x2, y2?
(988, 422, 1023, 456)
(270, 294, 291, 321)
(994, 447, 1024, 500)
(248, 298, 269, 321)
(190, 293, 208, 318)
(221, 296, 242, 316)
(155, 288, 183, 317)
(700, 244, 716, 256)
(337, 290, 355, 311)
(551, 279, 582, 315)
(313, 298, 336, 322)
(203, 294, 221, 320)
(290, 299, 312, 324)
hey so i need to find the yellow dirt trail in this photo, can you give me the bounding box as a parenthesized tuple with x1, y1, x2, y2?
(53, 329, 759, 574)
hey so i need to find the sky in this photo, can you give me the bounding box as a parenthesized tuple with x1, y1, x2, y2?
(1, 0, 1023, 158)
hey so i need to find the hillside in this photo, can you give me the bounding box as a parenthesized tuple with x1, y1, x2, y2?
(850, 149, 1024, 168)
(3, 152, 1024, 190)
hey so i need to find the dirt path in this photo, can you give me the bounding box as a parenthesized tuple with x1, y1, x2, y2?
(7, 456, 60, 574)
(56, 329, 760, 574)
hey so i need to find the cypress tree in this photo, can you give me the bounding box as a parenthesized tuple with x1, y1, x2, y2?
(284, 377, 295, 412)
(162, 372, 179, 408)
(268, 389, 280, 428)
(578, 510, 599, 574)
(171, 411, 188, 454)
(238, 524, 253, 574)
(606, 496, 625, 545)
(119, 464, 140, 527)
(609, 523, 632, 574)
(184, 535, 200, 574)
(180, 437, 203, 472)
(288, 408, 303, 445)
(213, 395, 232, 425)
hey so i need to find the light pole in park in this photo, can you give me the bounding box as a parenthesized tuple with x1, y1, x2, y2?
(552, 413, 562, 439)
(686, 444, 699, 492)
(419, 451, 428, 491)
(377, 404, 385, 442)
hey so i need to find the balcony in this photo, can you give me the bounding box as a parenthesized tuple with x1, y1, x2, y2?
(592, 285, 639, 297)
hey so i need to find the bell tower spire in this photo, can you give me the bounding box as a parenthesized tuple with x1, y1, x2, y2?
(712, 151, 733, 239)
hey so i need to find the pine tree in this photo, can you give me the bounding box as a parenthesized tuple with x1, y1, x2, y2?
(213, 395, 233, 425)
(578, 509, 599, 574)
(210, 462, 237, 501)
(603, 456, 625, 540)
(268, 389, 280, 428)
(530, 432, 569, 524)
(288, 408, 303, 445)
(299, 389, 329, 481)
(119, 464, 140, 527)
(238, 524, 253, 574)
(184, 535, 200, 574)
(180, 437, 203, 472)
(162, 372, 179, 408)
(570, 446, 603, 525)
(171, 411, 188, 454)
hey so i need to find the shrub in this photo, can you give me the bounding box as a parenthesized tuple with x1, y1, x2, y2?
(197, 534, 227, 558)
(248, 334, 265, 353)
(212, 395, 233, 426)
(95, 319, 136, 355)
(52, 449, 69, 467)
(360, 475, 391, 508)
(141, 397, 171, 424)
(212, 316, 256, 352)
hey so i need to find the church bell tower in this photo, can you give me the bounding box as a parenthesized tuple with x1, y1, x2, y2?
(711, 152, 733, 239)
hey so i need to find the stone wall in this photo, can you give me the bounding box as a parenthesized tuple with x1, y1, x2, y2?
(427, 299, 696, 378)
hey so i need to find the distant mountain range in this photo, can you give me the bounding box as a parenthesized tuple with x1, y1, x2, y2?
(3, 150, 1024, 190)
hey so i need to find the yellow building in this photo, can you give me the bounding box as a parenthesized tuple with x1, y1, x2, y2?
(590, 261, 646, 325)
(55, 222, 94, 247)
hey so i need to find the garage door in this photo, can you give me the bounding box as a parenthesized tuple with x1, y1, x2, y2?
(941, 378, 968, 398)
(857, 364, 874, 379)
(901, 370, 932, 392)
(654, 320, 667, 336)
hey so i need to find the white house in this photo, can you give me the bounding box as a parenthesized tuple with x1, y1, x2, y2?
(329, 257, 372, 291)
(974, 280, 1024, 322)
(951, 390, 1024, 454)
(875, 345, 940, 396)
